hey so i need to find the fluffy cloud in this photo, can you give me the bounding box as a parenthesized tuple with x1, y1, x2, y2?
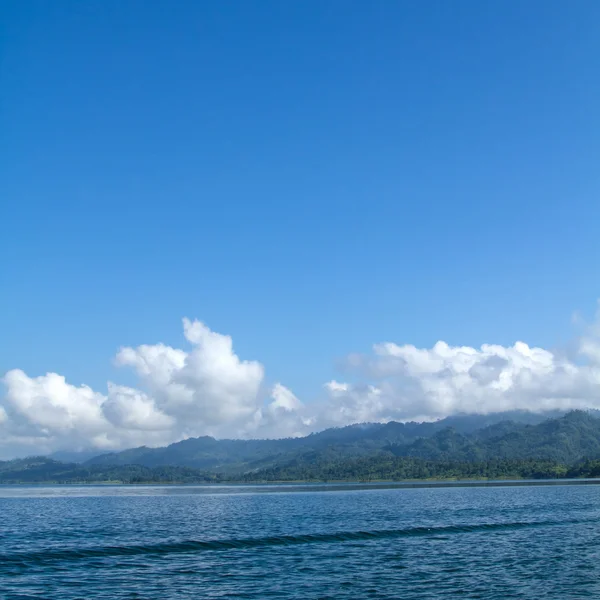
(0, 320, 304, 458)
(325, 336, 600, 425)
(3, 309, 600, 458)
(115, 318, 265, 430)
(1, 370, 179, 455)
(3, 370, 108, 442)
(102, 384, 175, 432)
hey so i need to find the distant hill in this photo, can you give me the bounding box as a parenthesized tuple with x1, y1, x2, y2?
(0, 456, 217, 484)
(237, 411, 600, 482)
(9, 410, 600, 484)
(49, 450, 105, 463)
(271, 411, 600, 475)
(84, 411, 559, 472)
(7, 412, 600, 484)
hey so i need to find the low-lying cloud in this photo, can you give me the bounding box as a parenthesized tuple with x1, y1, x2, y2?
(2, 308, 600, 458)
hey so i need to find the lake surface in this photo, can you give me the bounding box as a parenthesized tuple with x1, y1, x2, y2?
(1, 483, 600, 598)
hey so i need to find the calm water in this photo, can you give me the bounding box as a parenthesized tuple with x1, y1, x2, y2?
(1, 483, 600, 599)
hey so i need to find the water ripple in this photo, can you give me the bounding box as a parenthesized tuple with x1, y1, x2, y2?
(0, 518, 589, 567)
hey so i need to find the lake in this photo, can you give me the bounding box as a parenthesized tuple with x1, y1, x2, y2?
(1, 483, 599, 598)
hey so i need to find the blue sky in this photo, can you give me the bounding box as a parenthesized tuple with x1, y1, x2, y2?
(2, 1, 600, 453)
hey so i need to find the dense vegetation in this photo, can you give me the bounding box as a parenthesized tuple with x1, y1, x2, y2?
(5, 411, 600, 484)
(6, 455, 600, 484)
(84, 411, 562, 472)
(243, 457, 588, 482)
(0, 457, 218, 484)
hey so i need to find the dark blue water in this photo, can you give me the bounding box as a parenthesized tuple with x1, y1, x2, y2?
(2, 483, 600, 598)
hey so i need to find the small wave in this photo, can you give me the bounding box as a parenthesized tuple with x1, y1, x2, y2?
(0, 519, 587, 567)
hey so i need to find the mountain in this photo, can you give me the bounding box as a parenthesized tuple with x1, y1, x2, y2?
(0, 456, 216, 484)
(6, 412, 600, 483)
(49, 449, 104, 463)
(354, 411, 600, 464)
(84, 411, 559, 472)
(239, 411, 600, 482)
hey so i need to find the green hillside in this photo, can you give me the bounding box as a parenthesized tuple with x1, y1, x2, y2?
(4, 411, 600, 483)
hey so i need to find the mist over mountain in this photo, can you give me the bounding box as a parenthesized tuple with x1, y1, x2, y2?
(6, 411, 600, 484)
(49, 450, 108, 464)
(83, 411, 562, 471)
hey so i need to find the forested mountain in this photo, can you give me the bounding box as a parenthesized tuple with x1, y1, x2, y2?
(85, 411, 559, 471)
(5, 454, 600, 484)
(49, 450, 103, 463)
(389, 410, 600, 463)
(6, 411, 600, 484)
(0, 457, 217, 484)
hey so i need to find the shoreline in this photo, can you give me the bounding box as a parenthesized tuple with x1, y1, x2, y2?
(3, 477, 600, 489)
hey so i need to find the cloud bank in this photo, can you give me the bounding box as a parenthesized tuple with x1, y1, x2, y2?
(2, 310, 600, 458)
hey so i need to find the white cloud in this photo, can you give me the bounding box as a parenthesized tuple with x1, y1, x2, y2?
(102, 384, 175, 431)
(0, 370, 179, 456)
(327, 336, 600, 424)
(3, 370, 107, 435)
(0, 319, 307, 458)
(243, 383, 314, 437)
(321, 380, 386, 425)
(3, 308, 600, 458)
(269, 383, 303, 412)
(115, 318, 265, 431)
